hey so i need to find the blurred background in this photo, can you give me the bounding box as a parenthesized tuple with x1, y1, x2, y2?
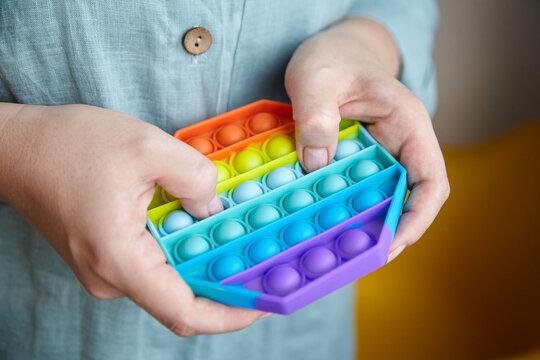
(354, 1, 540, 359)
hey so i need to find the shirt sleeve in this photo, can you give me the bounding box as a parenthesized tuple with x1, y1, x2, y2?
(346, 0, 439, 115)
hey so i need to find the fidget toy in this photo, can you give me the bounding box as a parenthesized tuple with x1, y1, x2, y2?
(146, 100, 407, 314)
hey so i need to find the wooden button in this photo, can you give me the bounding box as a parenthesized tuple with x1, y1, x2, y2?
(183, 27, 212, 55)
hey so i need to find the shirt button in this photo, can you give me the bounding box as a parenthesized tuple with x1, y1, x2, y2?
(183, 27, 212, 55)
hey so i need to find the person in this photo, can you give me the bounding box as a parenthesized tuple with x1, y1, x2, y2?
(0, 1, 449, 359)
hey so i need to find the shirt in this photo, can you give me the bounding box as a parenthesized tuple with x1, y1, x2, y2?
(0, 1, 438, 359)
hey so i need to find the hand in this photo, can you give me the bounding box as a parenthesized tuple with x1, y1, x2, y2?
(0, 103, 268, 336)
(285, 17, 450, 262)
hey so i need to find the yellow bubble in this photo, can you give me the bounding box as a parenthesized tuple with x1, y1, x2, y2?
(233, 149, 264, 173)
(215, 162, 231, 183)
(266, 135, 295, 160)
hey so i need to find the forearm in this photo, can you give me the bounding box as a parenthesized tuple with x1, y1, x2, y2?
(0, 102, 43, 204)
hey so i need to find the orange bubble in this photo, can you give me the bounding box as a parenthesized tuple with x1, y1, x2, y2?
(215, 124, 247, 146)
(247, 112, 280, 134)
(187, 136, 215, 155)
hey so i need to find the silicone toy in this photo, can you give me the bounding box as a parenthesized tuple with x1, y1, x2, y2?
(247, 112, 280, 134)
(265, 135, 295, 160)
(212, 220, 246, 244)
(215, 124, 247, 146)
(187, 136, 215, 155)
(282, 189, 316, 213)
(349, 159, 380, 182)
(246, 237, 282, 264)
(316, 174, 348, 197)
(317, 204, 351, 230)
(334, 139, 363, 160)
(162, 210, 194, 234)
(146, 100, 407, 314)
(233, 149, 265, 173)
(232, 181, 264, 204)
(248, 205, 281, 229)
(265, 167, 297, 189)
(175, 235, 212, 261)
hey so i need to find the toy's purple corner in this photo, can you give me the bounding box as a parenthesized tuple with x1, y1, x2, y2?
(254, 224, 395, 314)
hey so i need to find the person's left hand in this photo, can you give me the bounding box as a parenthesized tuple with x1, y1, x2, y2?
(285, 17, 450, 263)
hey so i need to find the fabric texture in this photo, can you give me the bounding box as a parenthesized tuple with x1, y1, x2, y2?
(0, 1, 438, 359)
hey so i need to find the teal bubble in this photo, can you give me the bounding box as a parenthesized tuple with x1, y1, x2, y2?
(249, 205, 281, 229)
(350, 160, 380, 182)
(213, 220, 246, 244)
(316, 174, 348, 197)
(282, 189, 314, 213)
(175, 236, 210, 261)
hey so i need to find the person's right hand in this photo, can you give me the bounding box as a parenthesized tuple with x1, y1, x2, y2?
(0, 103, 268, 336)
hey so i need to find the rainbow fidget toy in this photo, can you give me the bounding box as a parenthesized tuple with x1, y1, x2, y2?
(146, 100, 407, 314)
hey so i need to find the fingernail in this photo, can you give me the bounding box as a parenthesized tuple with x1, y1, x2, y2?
(259, 312, 273, 319)
(208, 194, 224, 216)
(386, 244, 406, 264)
(303, 147, 328, 172)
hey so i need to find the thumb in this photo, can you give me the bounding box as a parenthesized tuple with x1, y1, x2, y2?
(286, 67, 342, 173)
(149, 134, 223, 219)
(290, 94, 341, 173)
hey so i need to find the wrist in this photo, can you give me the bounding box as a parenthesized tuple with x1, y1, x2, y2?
(331, 17, 401, 78)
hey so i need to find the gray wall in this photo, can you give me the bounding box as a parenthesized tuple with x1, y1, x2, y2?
(433, 0, 540, 146)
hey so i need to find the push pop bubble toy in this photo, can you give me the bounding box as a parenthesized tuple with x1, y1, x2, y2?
(146, 100, 407, 314)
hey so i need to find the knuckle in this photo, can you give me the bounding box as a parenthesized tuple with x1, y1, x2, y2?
(440, 177, 451, 202)
(295, 113, 339, 135)
(188, 157, 217, 191)
(168, 320, 197, 337)
(84, 282, 119, 300)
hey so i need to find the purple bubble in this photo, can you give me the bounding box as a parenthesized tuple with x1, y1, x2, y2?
(263, 265, 303, 296)
(336, 229, 373, 258)
(300, 246, 338, 277)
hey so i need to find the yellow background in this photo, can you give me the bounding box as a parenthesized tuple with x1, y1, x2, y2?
(355, 120, 540, 359)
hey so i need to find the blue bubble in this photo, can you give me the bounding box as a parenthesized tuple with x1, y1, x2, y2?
(163, 210, 194, 234)
(266, 167, 297, 189)
(247, 237, 281, 264)
(232, 181, 263, 203)
(334, 140, 362, 160)
(175, 236, 211, 261)
(213, 220, 246, 244)
(282, 189, 315, 213)
(211, 254, 246, 281)
(317, 174, 348, 197)
(282, 221, 317, 246)
(351, 189, 385, 213)
(249, 205, 281, 229)
(318, 204, 350, 229)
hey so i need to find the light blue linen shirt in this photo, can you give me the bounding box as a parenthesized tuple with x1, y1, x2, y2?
(0, 1, 438, 359)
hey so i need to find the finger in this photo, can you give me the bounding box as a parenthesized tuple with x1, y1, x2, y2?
(113, 230, 267, 336)
(147, 133, 223, 219)
(386, 177, 449, 264)
(383, 118, 450, 263)
(286, 73, 342, 172)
